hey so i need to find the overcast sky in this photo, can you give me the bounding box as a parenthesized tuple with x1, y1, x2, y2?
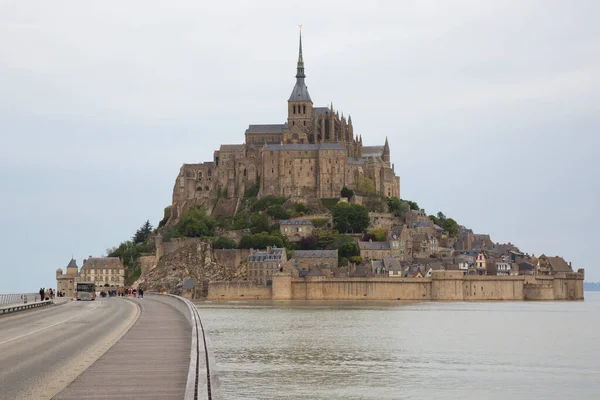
(1, 0, 599, 293)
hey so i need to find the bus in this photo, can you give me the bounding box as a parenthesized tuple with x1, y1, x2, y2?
(76, 282, 96, 301)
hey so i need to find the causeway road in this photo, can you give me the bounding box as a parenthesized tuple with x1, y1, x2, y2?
(0, 298, 139, 400)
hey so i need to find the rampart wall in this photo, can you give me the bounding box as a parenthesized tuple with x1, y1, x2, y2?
(208, 270, 584, 301)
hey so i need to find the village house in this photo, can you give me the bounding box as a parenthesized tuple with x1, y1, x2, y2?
(475, 251, 488, 275)
(387, 225, 412, 260)
(247, 247, 287, 285)
(80, 256, 125, 289)
(359, 240, 391, 261)
(290, 249, 338, 271)
(537, 255, 573, 275)
(279, 219, 313, 242)
(56, 258, 80, 298)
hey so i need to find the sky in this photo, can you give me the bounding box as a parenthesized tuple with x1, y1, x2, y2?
(1, 0, 599, 293)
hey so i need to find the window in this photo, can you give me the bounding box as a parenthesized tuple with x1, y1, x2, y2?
(293, 105, 296, 114)
(303, 105, 306, 114)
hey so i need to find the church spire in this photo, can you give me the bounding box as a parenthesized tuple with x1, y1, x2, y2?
(288, 25, 311, 102)
(296, 26, 305, 79)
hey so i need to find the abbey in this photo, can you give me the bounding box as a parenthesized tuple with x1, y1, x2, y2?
(171, 31, 400, 219)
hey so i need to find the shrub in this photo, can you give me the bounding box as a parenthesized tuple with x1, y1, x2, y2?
(368, 227, 388, 242)
(212, 236, 237, 249)
(320, 198, 339, 212)
(349, 256, 363, 265)
(309, 218, 329, 228)
(178, 206, 215, 237)
(341, 187, 354, 199)
(332, 202, 369, 233)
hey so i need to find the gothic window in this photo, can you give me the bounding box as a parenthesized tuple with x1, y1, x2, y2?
(303, 105, 306, 114)
(293, 105, 296, 114)
(303, 121, 306, 126)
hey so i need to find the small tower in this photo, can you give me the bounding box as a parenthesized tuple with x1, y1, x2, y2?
(287, 26, 313, 132)
(383, 137, 390, 163)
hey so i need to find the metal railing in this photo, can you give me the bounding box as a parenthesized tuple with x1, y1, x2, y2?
(0, 293, 38, 305)
(147, 293, 221, 400)
(0, 299, 53, 315)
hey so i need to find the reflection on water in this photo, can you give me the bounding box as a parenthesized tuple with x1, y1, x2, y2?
(197, 294, 600, 400)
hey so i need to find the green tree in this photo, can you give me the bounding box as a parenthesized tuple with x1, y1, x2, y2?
(238, 232, 285, 249)
(386, 197, 409, 219)
(133, 220, 153, 244)
(338, 241, 360, 259)
(158, 206, 171, 228)
(443, 218, 458, 237)
(356, 177, 376, 195)
(349, 256, 363, 264)
(332, 203, 369, 233)
(178, 206, 215, 237)
(368, 227, 388, 242)
(212, 236, 237, 249)
(341, 187, 354, 199)
(250, 213, 270, 233)
(404, 200, 419, 211)
(267, 204, 290, 219)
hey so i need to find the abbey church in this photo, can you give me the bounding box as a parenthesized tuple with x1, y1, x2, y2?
(170, 31, 400, 219)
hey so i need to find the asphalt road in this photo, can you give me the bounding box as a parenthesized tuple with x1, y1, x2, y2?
(0, 298, 139, 400)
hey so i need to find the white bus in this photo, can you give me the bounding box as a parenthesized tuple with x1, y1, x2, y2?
(76, 282, 96, 301)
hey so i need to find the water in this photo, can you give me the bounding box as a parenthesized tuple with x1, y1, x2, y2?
(197, 293, 600, 399)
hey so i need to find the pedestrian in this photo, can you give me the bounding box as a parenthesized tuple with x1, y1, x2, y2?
(139, 288, 144, 298)
(39, 287, 45, 301)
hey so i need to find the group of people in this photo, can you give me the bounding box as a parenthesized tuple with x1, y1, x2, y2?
(116, 287, 144, 298)
(38, 287, 63, 300)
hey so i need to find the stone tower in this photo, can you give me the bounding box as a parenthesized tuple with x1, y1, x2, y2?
(383, 137, 390, 164)
(287, 28, 313, 140)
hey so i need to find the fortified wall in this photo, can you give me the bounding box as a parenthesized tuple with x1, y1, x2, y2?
(208, 270, 585, 301)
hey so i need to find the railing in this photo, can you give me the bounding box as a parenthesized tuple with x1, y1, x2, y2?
(147, 293, 221, 400)
(0, 293, 38, 305)
(0, 299, 53, 315)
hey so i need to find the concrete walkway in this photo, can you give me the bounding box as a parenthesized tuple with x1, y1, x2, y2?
(53, 297, 191, 400)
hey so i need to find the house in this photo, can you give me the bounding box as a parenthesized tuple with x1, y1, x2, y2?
(80, 256, 125, 289)
(290, 250, 338, 272)
(537, 255, 573, 275)
(516, 260, 536, 275)
(247, 247, 287, 285)
(494, 261, 514, 276)
(424, 262, 445, 277)
(387, 225, 412, 260)
(475, 251, 488, 275)
(359, 240, 391, 261)
(280, 219, 314, 242)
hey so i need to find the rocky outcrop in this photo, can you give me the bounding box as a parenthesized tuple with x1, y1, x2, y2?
(136, 239, 247, 295)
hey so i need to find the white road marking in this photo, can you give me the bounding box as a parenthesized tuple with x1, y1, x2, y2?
(0, 301, 103, 346)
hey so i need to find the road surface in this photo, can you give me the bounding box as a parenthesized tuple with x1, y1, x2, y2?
(0, 298, 138, 400)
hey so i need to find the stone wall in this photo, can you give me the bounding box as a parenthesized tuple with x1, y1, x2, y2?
(208, 270, 585, 301)
(208, 281, 271, 300)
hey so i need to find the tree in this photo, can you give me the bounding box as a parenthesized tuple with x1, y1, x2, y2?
(178, 207, 215, 237)
(338, 241, 359, 259)
(443, 218, 458, 237)
(299, 235, 318, 250)
(404, 200, 419, 211)
(368, 227, 388, 242)
(332, 203, 369, 233)
(356, 177, 376, 195)
(267, 204, 290, 220)
(437, 212, 447, 223)
(212, 236, 237, 249)
(341, 187, 354, 199)
(386, 197, 410, 220)
(238, 232, 285, 249)
(133, 220, 153, 244)
(250, 213, 270, 234)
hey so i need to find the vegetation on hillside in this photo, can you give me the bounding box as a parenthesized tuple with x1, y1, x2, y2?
(332, 202, 370, 233)
(430, 212, 459, 236)
(107, 220, 156, 285)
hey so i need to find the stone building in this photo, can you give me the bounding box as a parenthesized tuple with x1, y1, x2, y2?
(169, 30, 400, 222)
(359, 240, 392, 261)
(56, 258, 80, 298)
(290, 250, 338, 271)
(280, 219, 314, 241)
(247, 247, 287, 285)
(80, 256, 125, 289)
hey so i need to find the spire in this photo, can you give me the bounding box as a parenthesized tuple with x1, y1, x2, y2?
(296, 26, 305, 79)
(288, 25, 311, 102)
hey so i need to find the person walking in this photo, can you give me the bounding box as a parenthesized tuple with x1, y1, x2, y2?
(39, 287, 45, 301)
(139, 288, 144, 298)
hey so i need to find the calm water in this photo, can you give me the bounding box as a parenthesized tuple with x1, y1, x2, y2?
(197, 293, 600, 400)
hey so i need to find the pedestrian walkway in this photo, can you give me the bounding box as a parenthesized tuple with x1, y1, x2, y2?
(53, 297, 191, 400)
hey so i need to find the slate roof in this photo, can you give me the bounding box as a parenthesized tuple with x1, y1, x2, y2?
(312, 107, 329, 116)
(544, 256, 572, 272)
(306, 267, 325, 277)
(280, 219, 313, 226)
(219, 144, 244, 152)
(382, 257, 401, 268)
(245, 124, 287, 134)
(263, 143, 346, 151)
(388, 226, 404, 240)
(413, 221, 431, 229)
(289, 78, 312, 102)
(81, 257, 122, 270)
(293, 250, 338, 258)
(248, 248, 285, 262)
(362, 146, 384, 157)
(347, 158, 365, 165)
(66, 258, 78, 269)
(358, 241, 391, 250)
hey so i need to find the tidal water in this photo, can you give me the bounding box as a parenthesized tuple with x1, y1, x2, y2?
(197, 293, 600, 400)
